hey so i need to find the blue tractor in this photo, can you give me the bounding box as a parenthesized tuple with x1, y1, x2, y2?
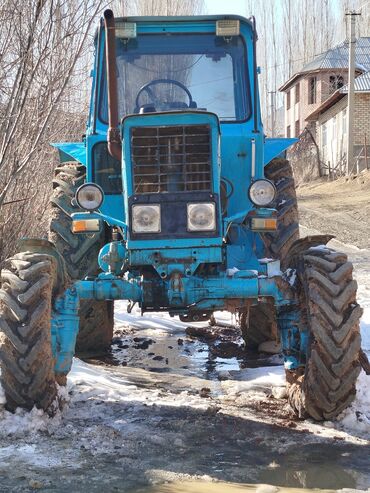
(0, 10, 362, 420)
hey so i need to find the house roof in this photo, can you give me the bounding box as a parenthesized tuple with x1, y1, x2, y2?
(279, 37, 370, 91)
(340, 70, 370, 92)
(305, 71, 370, 121)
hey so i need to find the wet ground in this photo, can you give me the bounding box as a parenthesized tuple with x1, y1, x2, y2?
(0, 294, 369, 492)
(87, 314, 282, 376)
(0, 229, 369, 491)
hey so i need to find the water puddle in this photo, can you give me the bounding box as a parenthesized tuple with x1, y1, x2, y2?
(85, 309, 283, 380)
(131, 481, 366, 493)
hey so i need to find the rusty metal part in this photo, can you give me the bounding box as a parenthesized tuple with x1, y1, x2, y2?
(103, 9, 122, 161)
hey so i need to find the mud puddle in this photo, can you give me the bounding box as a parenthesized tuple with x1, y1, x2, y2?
(132, 482, 368, 493)
(84, 311, 282, 380)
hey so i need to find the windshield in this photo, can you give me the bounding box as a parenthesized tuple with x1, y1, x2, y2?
(99, 33, 250, 122)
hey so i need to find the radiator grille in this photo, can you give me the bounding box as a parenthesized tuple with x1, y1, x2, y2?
(131, 124, 211, 194)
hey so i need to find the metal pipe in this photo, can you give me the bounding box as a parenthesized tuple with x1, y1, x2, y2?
(92, 22, 102, 135)
(103, 9, 122, 161)
(251, 16, 259, 134)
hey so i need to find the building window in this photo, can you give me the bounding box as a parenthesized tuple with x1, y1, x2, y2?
(295, 120, 300, 137)
(309, 77, 317, 104)
(287, 125, 291, 138)
(295, 83, 300, 104)
(329, 75, 344, 93)
(287, 90, 291, 110)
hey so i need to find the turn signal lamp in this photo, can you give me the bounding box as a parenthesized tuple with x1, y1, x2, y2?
(72, 219, 101, 234)
(216, 20, 240, 37)
(251, 218, 277, 231)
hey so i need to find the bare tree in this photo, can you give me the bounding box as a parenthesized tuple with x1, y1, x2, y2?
(115, 0, 204, 16)
(0, 0, 104, 261)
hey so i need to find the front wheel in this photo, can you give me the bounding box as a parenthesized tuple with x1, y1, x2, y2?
(0, 253, 59, 414)
(286, 246, 362, 420)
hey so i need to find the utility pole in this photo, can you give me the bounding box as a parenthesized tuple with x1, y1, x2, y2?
(345, 10, 361, 175)
(268, 91, 276, 137)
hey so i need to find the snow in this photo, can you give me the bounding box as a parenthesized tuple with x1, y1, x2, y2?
(338, 371, 370, 433)
(226, 267, 240, 276)
(0, 402, 60, 438)
(307, 245, 329, 252)
(220, 366, 285, 396)
(360, 306, 370, 351)
(284, 268, 297, 286)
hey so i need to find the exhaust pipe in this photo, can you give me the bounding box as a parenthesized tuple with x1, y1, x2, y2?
(103, 9, 121, 161)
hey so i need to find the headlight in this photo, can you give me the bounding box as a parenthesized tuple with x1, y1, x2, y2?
(76, 183, 104, 211)
(187, 203, 216, 232)
(248, 179, 276, 207)
(132, 205, 161, 233)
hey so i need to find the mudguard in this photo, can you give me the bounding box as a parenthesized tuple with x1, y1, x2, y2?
(51, 142, 86, 165)
(264, 138, 298, 166)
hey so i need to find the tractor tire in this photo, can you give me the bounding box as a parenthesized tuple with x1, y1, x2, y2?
(48, 162, 113, 354)
(241, 158, 299, 349)
(0, 252, 59, 414)
(262, 158, 300, 263)
(286, 246, 362, 420)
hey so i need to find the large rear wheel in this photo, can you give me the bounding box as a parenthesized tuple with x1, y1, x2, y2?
(286, 246, 362, 420)
(49, 162, 113, 354)
(241, 158, 299, 349)
(0, 253, 59, 414)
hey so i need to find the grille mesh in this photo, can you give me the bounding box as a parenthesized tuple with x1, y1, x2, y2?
(131, 124, 211, 194)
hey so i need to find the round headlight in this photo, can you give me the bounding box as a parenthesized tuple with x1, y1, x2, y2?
(248, 179, 276, 207)
(76, 183, 104, 211)
(187, 203, 216, 231)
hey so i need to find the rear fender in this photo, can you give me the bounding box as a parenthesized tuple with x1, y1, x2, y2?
(51, 142, 86, 165)
(264, 138, 298, 166)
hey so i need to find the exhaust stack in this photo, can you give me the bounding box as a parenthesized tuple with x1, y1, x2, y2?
(103, 9, 121, 161)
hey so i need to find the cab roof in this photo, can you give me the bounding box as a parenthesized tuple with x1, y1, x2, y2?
(99, 13, 254, 30)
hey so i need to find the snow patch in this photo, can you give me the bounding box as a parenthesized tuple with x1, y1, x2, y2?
(360, 306, 370, 351)
(338, 370, 370, 433)
(307, 245, 329, 252)
(0, 406, 60, 438)
(284, 268, 297, 286)
(221, 366, 285, 395)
